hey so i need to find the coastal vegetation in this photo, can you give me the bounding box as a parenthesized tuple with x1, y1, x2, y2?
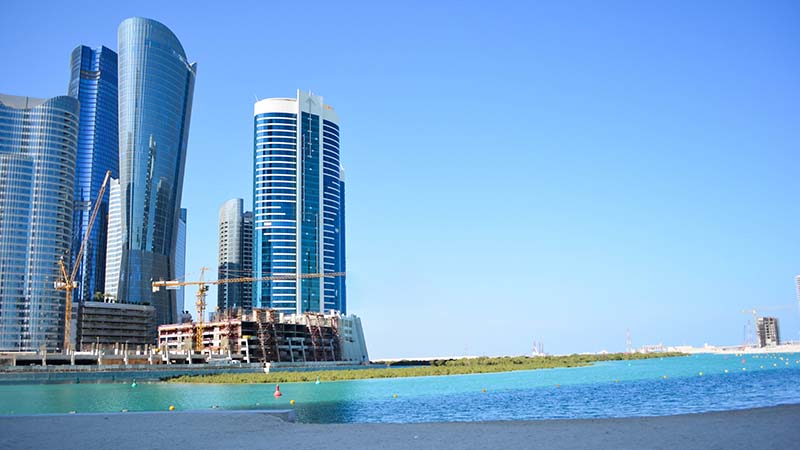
(168, 352, 686, 384)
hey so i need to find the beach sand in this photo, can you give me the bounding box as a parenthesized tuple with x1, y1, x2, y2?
(1, 404, 798, 450)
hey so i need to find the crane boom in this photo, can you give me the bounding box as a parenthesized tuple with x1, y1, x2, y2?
(55, 170, 113, 353)
(152, 271, 346, 290)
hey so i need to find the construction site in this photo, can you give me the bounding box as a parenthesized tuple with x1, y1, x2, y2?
(158, 309, 368, 364)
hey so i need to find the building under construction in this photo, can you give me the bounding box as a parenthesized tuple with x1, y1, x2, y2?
(757, 317, 780, 347)
(157, 309, 368, 364)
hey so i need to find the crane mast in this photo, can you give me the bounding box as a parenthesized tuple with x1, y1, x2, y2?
(54, 170, 113, 353)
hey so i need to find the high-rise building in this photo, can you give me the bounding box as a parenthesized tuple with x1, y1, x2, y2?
(756, 317, 780, 347)
(68, 45, 119, 304)
(116, 17, 197, 326)
(103, 178, 122, 299)
(175, 208, 187, 318)
(218, 199, 253, 311)
(0, 94, 79, 351)
(252, 91, 346, 315)
(795, 275, 800, 312)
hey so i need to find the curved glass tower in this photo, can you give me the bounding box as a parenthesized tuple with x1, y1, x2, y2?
(68, 45, 119, 303)
(117, 17, 196, 325)
(0, 94, 79, 351)
(253, 91, 346, 315)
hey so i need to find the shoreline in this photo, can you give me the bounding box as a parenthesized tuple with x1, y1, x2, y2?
(1, 404, 798, 449)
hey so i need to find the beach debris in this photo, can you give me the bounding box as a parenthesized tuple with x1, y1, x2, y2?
(698, 372, 703, 376)
(315, 377, 321, 385)
(724, 369, 729, 373)
(481, 388, 487, 393)
(121, 409, 128, 413)
(68, 411, 76, 414)
(131, 379, 137, 388)
(662, 375, 668, 379)
(392, 394, 398, 398)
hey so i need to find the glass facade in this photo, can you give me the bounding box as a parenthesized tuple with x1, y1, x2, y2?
(253, 91, 346, 315)
(103, 178, 121, 299)
(68, 45, 119, 303)
(217, 199, 253, 311)
(117, 18, 196, 326)
(175, 208, 187, 318)
(0, 94, 79, 351)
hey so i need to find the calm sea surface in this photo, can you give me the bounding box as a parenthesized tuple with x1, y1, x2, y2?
(1, 354, 799, 423)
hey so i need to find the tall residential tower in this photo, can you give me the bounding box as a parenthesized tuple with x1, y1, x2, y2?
(67, 45, 119, 303)
(0, 94, 79, 351)
(116, 17, 196, 325)
(218, 199, 253, 311)
(253, 91, 346, 315)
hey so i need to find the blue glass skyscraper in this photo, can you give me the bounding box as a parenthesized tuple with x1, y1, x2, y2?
(253, 91, 346, 315)
(116, 17, 196, 326)
(0, 94, 79, 351)
(68, 45, 118, 303)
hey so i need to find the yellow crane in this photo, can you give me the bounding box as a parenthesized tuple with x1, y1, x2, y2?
(152, 271, 345, 352)
(54, 170, 113, 353)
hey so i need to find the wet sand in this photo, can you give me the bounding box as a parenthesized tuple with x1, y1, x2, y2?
(1, 404, 798, 450)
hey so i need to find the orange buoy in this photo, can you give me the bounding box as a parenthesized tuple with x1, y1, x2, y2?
(274, 385, 282, 398)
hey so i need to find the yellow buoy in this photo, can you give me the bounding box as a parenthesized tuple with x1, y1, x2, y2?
(169, 405, 175, 411)
(481, 388, 486, 393)
(290, 399, 296, 406)
(392, 394, 398, 399)
(662, 375, 667, 379)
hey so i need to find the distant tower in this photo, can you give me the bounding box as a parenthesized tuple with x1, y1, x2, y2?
(626, 329, 632, 353)
(217, 199, 253, 311)
(175, 208, 187, 318)
(756, 317, 780, 347)
(795, 275, 800, 317)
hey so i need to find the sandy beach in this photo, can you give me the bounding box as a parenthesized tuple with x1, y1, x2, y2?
(1, 404, 798, 450)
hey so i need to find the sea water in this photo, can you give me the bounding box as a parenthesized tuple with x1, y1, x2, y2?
(1, 353, 799, 423)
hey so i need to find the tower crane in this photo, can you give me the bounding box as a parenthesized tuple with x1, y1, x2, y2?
(152, 271, 345, 352)
(54, 170, 113, 353)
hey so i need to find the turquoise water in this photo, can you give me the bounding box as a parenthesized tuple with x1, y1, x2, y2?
(1, 354, 799, 423)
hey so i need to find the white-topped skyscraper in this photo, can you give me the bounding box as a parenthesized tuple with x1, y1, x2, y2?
(252, 91, 346, 315)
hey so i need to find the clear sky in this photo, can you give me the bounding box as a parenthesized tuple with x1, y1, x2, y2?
(2, 1, 799, 358)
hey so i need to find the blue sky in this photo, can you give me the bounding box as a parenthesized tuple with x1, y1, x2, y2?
(2, 1, 799, 358)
